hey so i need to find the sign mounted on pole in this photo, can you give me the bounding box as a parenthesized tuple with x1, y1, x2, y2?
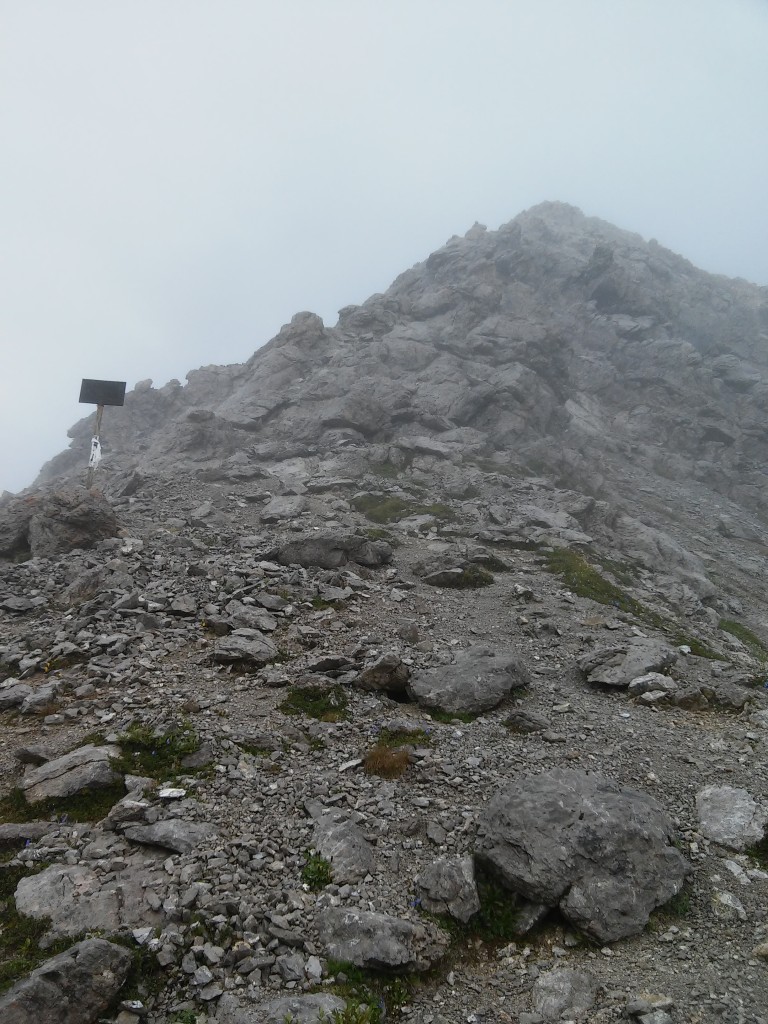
(79, 379, 127, 486)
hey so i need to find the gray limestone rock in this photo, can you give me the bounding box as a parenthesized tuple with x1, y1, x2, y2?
(532, 967, 598, 1019)
(13, 487, 120, 559)
(260, 495, 307, 522)
(695, 785, 768, 851)
(276, 533, 393, 569)
(313, 813, 376, 884)
(21, 745, 122, 805)
(316, 907, 450, 971)
(0, 822, 55, 849)
(212, 631, 277, 667)
(0, 681, 33, 711)
(408, 646, 530, 714)
(0, 938, 132, 1024)
(15, 864, 123, 936)
(415, 855, 480, 923)
(356, 652, 411, 697)
(476, 768, 690, 942)
(578, 639, 676, 689)
(123, 819, 217, 854)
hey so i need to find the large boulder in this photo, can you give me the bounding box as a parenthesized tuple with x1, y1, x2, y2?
(408, 646, 530, 714)
(0, 487, 120, 560)
(315, 907, 449, 972)
(275, 533, 393, 569)
(475, 768, 690, 942)
(0, 938, 131, 1024)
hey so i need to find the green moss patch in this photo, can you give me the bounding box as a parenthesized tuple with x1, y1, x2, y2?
(376, 727, 431, 748)
(111, 721, 201, 780)
(719, 620, 768, 662)
(0, 783, 127, 826)
(325, 961, 414, 1023)
(351, 494, 456, 525)
(279, 684, 350, 722)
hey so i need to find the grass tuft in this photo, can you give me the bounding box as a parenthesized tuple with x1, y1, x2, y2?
(363, 745, 410, 779)
(301, 851, 333, 890)
(0, 783, 127, 826)
(351, 494, 456, 525)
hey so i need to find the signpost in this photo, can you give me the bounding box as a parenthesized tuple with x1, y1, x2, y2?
(79, 379, 126, 487)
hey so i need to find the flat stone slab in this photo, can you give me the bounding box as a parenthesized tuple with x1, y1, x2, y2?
(123, 818, 217, 854)
(21, 744, 121, 805)
(696, 785, 768, 851)
(476, 768, 690, 942)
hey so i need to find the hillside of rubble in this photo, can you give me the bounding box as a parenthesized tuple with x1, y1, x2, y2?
(1, 203, 768, 1024)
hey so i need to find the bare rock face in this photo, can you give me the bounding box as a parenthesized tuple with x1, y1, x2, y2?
(476, 768, 690, 942)
(0, 487, 120, 560)
(0, 938, 132, 1024)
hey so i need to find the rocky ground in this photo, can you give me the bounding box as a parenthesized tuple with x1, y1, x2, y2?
(1, 455, 768, 1024)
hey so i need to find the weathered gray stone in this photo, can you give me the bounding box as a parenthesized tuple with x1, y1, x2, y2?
(260, 495, 307, 522)
(0, 822, 54, 849)
(276, 533, 392, 569)
(532, 968, 598, 1019)
(408, 646, 530, 714)
(316, 907, 450, 971)
(0, 681, 32, 711)
(0, 938, 131, 1024)
(21, 745, 121, 805)
(313, 813, 376, 884)
(627, 672, 678, 697)
(356, 652, 411, 697)
(415, 856, 480, 923)
(15, 865, 122, 936)
(695, 785, 768, 851)
(578, 639, 677, 689)
(212, 631, 277, 666)
(476, 768, 690, 942)
(123, 819, 217, 854)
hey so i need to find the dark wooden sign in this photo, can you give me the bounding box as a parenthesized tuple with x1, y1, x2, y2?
(79, 379, 127, 406)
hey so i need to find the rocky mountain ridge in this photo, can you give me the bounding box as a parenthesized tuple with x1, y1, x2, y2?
(1, 203, 768, 1024)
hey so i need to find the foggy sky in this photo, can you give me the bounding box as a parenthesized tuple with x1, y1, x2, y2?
(1, 0, 767, 494)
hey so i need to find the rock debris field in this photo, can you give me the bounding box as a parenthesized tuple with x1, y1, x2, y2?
(0, 467, 767, 1024)
(1, 203, 768, 1024)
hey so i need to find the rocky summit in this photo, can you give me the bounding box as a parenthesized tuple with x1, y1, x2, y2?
(1, 201, 768, 1024)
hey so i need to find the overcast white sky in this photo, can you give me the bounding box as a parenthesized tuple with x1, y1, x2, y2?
(1, 0, 767, 493)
